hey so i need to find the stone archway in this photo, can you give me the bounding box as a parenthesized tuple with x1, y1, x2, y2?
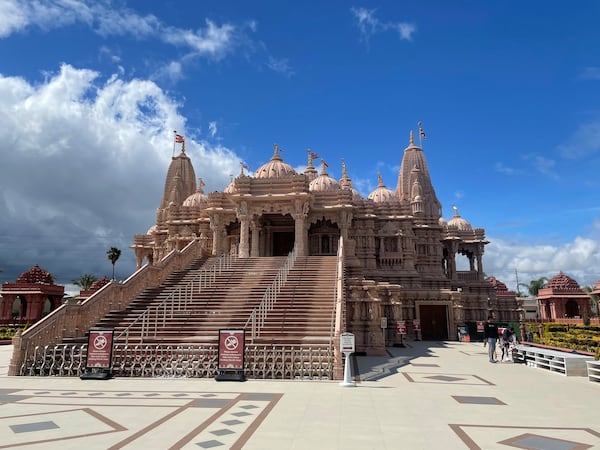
(565, 300, 580, 318)
(12, 296, 26, 319)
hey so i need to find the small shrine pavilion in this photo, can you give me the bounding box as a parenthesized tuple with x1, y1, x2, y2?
(0, 265, 64, 324)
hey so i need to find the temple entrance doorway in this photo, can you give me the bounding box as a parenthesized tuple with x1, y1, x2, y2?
(262, 214, 295, 256)
(273, 232, 294, 256)
(419, 304, 449, 340)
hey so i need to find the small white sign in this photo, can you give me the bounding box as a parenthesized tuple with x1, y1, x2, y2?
(380, 317, 388, 329)
(340, 332, 355, 353)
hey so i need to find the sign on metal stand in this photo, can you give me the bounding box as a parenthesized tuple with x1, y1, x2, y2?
(339, 332, 356, 387)
(80, 328, 114, 380)
(215, 329, 246, 382)
(396, 320, 407, 347)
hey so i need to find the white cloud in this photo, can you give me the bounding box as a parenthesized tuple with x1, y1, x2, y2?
(266, 57, 295, 77)
(557, 120, 600, 159)
(350, 7, 416, 45)
(495, 162, 515, 175)
(0, 64, 241, 284)
(162, 19, 235, 59)
(153, 61, 184, 83)
(522, 153, 558, 180)
(0, 1, 237, 60)
(484, 235, 600, 291)
(394, 23, 416, 41)
(580, 67, 600, 80)
(208, 121, 218, 138)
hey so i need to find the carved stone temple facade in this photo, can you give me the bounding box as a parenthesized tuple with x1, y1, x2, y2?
(132, 133, 520, 354)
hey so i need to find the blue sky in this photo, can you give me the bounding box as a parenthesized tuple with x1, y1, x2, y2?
(0, 0, 599, 294)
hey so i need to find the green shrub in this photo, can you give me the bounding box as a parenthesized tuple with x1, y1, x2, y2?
(537, 324, 600, 355)
(0, 325, 29, 340)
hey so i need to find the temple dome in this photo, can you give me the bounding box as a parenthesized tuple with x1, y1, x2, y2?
(546, 272, 581, 291)
(254, 144, 296, 179)
(309, 162, 340, 192)
(439, 216, 447, 228)
(183, 179, 208, 207)
(447, 207, 472, 231)
(16, 265, 53, 284)
(147, 224, 158, 235)
(368, 174, 396, 203)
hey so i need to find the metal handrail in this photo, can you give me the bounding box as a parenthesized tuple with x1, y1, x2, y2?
(329, 237, 344, 354)
(245, 246, 297, 342)
(117, 252, 236, 344)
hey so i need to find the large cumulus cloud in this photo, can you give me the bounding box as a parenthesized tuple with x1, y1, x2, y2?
(0, 64, 239, 288)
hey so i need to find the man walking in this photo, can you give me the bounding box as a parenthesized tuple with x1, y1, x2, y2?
(483, 317, 499, 363)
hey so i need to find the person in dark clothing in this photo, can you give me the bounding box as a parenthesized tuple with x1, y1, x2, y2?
(500, 327, 514, 361)
(483, 317, 499, 363)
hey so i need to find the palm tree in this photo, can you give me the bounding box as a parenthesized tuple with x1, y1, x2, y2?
(518, 277, 548, 297)
(72, 274, 97, 290)
(107, 247, 122, 280)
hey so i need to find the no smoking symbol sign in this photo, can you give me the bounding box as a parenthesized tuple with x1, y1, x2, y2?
(224, 335, 239, 350)
(94, 335, 107, 350)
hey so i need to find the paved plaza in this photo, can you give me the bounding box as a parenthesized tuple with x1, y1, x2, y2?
(0, 341, 598, 449)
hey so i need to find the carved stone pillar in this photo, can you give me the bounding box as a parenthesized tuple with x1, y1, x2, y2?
(250, 218, 260, 257)
(476, 244, 484, 280)
(293, 213, 306, 256)
(210, 216, 223, 256)
(239, 217, 249, 258)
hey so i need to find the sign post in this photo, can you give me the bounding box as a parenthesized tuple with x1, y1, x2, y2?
(396, 320, 407, 347)
(339, 332, 356, 387)
(380, 317, 388, 347)
(80, 328, 114, 380)
(413, 319, 421, 341)
(215, 329, 246, 382)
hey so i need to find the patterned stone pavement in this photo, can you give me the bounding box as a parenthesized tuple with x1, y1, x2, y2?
(0, 341, 598, 449)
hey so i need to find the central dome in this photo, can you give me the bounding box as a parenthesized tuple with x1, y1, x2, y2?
(254, 144, 297, 179)
(368, 174, 396, 203)
(309, 161, 340, 192)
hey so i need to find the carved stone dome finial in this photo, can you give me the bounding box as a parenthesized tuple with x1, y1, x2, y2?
(368, 174, 396, 203)
(254, 143, 296, 179)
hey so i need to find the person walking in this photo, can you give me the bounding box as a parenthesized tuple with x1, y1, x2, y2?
(483, 317, 499, 363)
(500, 327, 513, 362)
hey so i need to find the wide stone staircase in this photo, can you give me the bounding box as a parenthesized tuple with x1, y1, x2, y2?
(251, 256, 337, 346)
(86, 255, 338, 347)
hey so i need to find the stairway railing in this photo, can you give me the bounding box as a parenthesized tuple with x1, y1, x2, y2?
(117, 252, 236, 345)
(245, 247, 297, 343)
(330, 237, 345, 355)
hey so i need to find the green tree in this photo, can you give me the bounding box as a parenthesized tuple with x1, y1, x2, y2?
(582, 285, 599, 318)
(107, 247, 122, 280)
(518, 277, 548, 297)
(72, 274, 97, 290)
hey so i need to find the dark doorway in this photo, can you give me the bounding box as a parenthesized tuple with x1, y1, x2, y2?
(565, 300, 580, 318)
(419, 304, 449, 340)
(273, 231, 295, 256)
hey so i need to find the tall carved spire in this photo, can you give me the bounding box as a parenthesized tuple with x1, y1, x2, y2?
(159, 148, 196, 209)
(396, 130, 441, 219)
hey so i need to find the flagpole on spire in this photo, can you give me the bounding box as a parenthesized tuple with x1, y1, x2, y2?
(418, 121, 426, 148)
(173, 130, 177, 157)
